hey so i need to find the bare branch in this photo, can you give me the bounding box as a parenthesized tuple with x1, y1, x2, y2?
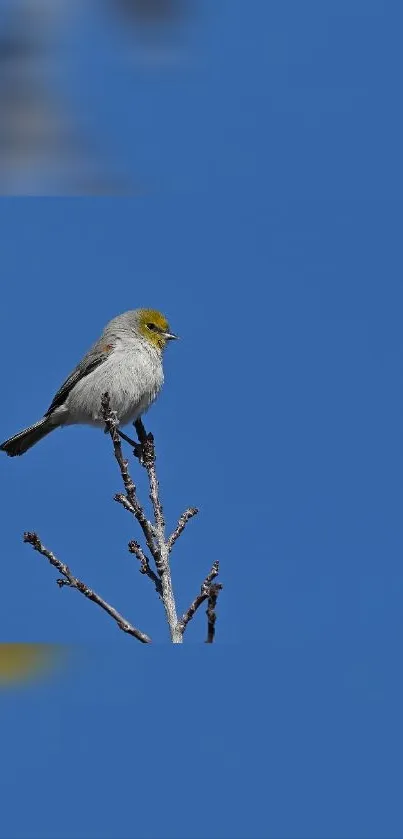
(178, 560, 222, 637)
(168, 507, 198, 551)
(102, 397, 223, 643)
(23, 532, 151, 644)
(20, 391, 223, 644)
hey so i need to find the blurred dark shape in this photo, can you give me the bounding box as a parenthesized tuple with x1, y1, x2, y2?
(0, 644, 66, 686)
(0, 0, 133, 195)
(0, 0, 194, 195)
(106, 0, 192, 69)
(109, 0, 186, 25)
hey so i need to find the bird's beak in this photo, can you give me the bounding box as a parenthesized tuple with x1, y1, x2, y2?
(164, 332, 179, 341)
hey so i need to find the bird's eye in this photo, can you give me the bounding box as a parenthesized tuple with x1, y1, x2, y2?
(147, 322, 157, 331)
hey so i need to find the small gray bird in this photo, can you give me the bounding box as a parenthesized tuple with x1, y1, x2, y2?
(1, 308, 178, 457)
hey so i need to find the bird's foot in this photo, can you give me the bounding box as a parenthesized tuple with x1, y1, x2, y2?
(117, 428, 143, 459)
(134, 419, 155, 468)
(117, 421, 155, 466)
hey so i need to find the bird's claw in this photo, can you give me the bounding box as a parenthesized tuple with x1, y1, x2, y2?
(133, 440, 145, 463)
(117, 429, 145, 462)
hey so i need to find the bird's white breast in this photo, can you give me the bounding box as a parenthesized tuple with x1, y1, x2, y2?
(64, 344, 164, 427)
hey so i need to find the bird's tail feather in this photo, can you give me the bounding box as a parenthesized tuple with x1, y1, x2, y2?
(0, 416, 58, 457)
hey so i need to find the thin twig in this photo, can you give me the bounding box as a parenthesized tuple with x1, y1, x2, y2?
(102, 396, 136, 501)
(178, 560, 222, 636)
(168, 507, 199, 551)
(128, 540, 162, 596)
(23, 532, 151, 644)
(102, 394, 156, 556)
(114, 492, 157, 540)
(135, 419, 164, 534)
(205, 584, 221, 644)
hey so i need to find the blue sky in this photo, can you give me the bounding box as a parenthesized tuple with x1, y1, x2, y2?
(1, 2, 403, 837)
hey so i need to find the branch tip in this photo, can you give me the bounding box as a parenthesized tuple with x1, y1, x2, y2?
(168, 507, 199, 551)
(178, 560, 223, 639)
(23, 531, 151, 643)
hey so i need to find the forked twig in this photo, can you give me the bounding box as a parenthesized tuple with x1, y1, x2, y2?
(168, 507, 199, 551)
(23, 531, 151, 643)
(128, 540, 162, 596)
(178, 560, 223, 637)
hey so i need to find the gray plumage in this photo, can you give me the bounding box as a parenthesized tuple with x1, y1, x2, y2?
(1, 309, 177, 456)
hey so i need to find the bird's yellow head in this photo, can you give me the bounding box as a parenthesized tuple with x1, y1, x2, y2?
(137, 309, 178, 351)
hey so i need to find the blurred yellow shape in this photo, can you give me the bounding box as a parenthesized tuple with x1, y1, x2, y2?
(0, 643, 62, 685)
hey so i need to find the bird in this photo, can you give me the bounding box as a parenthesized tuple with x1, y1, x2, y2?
(0, 308, 178, 457)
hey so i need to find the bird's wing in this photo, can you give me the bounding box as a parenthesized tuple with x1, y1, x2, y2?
(45, 342, 115, 416)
